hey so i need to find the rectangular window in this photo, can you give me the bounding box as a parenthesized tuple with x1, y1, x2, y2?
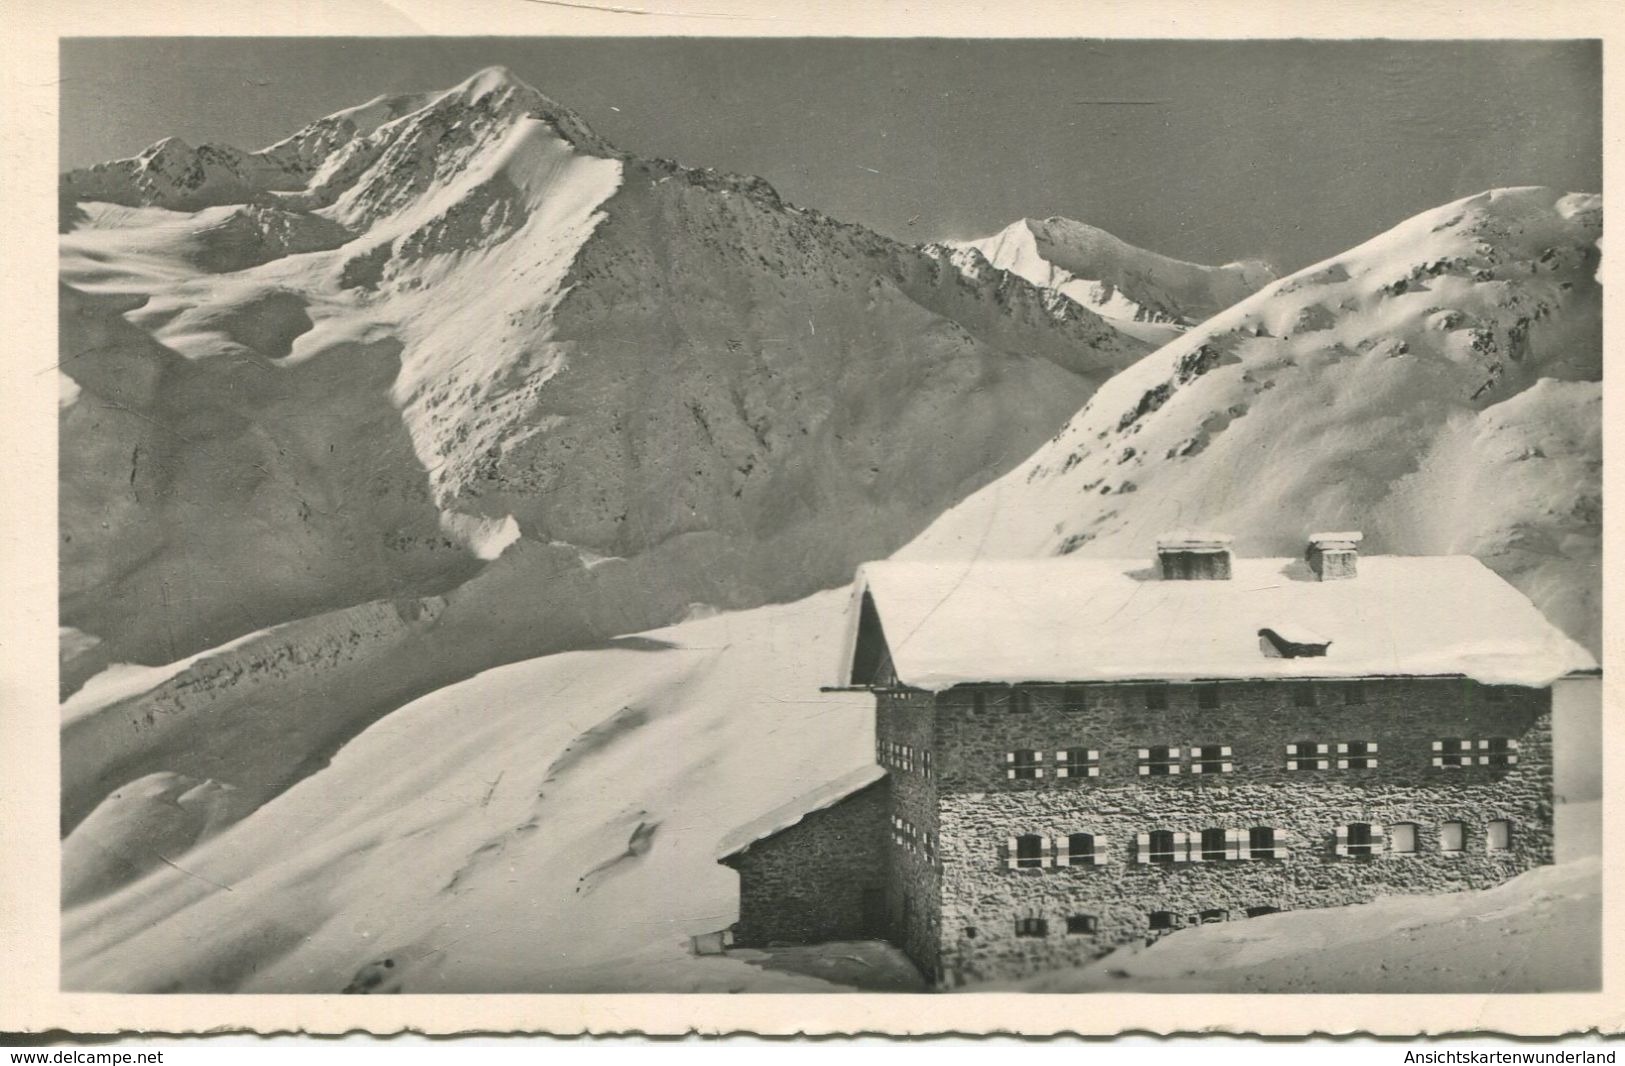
(1286, 741, 1330, 771)
(1015, 917, 1048, 938)
(1432, 738, 1475, 768)
(1337, 740, 1378, 770)
(1055, 747, 1101, 778)
(1487, 819, 1512, 852)
(1060, 831, 1107, 866)
(922, 750, 933, 779)
(1189, 744, 1234, 774)
(1138, 745, 1182, 776)
(1199, 827, 1229, 862)
(1008, 833, 1048, 870)
(1479, 738, 1520, 767)
(1148, 910, 1180, 932)
(1293, 682, 1317, 708)
(901, 745, 913, 773)
(1139, 829, 1185, 864)
(1066, 914, 1099, 935)
(1248, 826, 1281, 860)
(1144, 684, 1169, 710)
(1197, 683, 1221, 709)
(1200, 909, 1229, 924)
(1440, 820, 1465, 853)
(1004, 749, 1044, 780)
(1388, 822, 1418, 854)
(1344, 681, 1366, 706)
(1336, 822, 1384, 858)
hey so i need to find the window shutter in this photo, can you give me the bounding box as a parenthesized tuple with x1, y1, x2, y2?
(1005, 751, 1015, 780)
(1334, 825, 1349, 857)
(1172, 831, 1190, 862)
(1276, 829, 1291, 859)
(1093, 834, 1110, 865)
(1227, 827, 1244, 860)
(1136, 831, 1152, 864)
(1337, 742, 1349, 754)
(1004, 836, 1019, 870)
(1369, 742, 1379, 753)
(1371, 825, 1387, 854)
(1055, 750, 1069, 779)
(1337, 757, 1349, 769)
(1191, 761, 1203, 775)
(1054, 836, 1070, 866)
(1039, 835, 1053, 868)
(1188, 833, 1205, 862)
(1188, 745, 1202, 759)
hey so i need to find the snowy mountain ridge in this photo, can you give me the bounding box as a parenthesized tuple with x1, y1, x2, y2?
(946, 215, 1278, 342)
(909, 186, 1601, 654)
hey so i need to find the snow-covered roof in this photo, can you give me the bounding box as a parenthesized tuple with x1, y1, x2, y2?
(716, 765, 886, 862)
(839, 556, 1597, 691)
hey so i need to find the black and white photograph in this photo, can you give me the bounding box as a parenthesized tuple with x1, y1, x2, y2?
(3, 0, 1617, 1038)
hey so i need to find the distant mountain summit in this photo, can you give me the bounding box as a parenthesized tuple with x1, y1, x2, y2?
(945, 216, 1276, 342)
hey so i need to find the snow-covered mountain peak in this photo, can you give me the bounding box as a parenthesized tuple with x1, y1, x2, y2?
(950, 215, 1278, 341)
(448, 64, 538, 101)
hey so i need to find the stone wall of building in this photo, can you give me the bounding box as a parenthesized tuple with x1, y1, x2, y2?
(878, 689, 943, 980)
(928, 679, 1554, 985)
(723, 777, 891, 948)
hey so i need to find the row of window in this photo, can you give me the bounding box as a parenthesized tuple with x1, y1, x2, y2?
(878, 740, 933, 778)
(966, 680, 1521, 713)
(891, 814, 938, 861)
(999, 819, 1514, 868)
(994, 907, 1273, 940)
(998, 738, 1519, 779)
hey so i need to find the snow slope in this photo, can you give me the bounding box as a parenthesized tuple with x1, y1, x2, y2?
(59, 66, 1149, 693)
(908, 188, 1602, 655)
(948, 217, 1276, 343)
(62, 593, 875, 992)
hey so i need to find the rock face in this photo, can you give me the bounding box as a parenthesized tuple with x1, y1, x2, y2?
(909, 188, 1602, 656)
(60, 66, 1149, 687)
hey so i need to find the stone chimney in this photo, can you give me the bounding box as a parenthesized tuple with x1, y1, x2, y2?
(1156, 532, 1233, 580)
(1306, 532, 1362, 580)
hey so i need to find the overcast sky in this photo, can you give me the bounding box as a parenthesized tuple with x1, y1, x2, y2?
(60, 38, 1599, 272)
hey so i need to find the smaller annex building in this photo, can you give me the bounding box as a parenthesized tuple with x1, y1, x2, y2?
(716, 533, 1597, 986)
